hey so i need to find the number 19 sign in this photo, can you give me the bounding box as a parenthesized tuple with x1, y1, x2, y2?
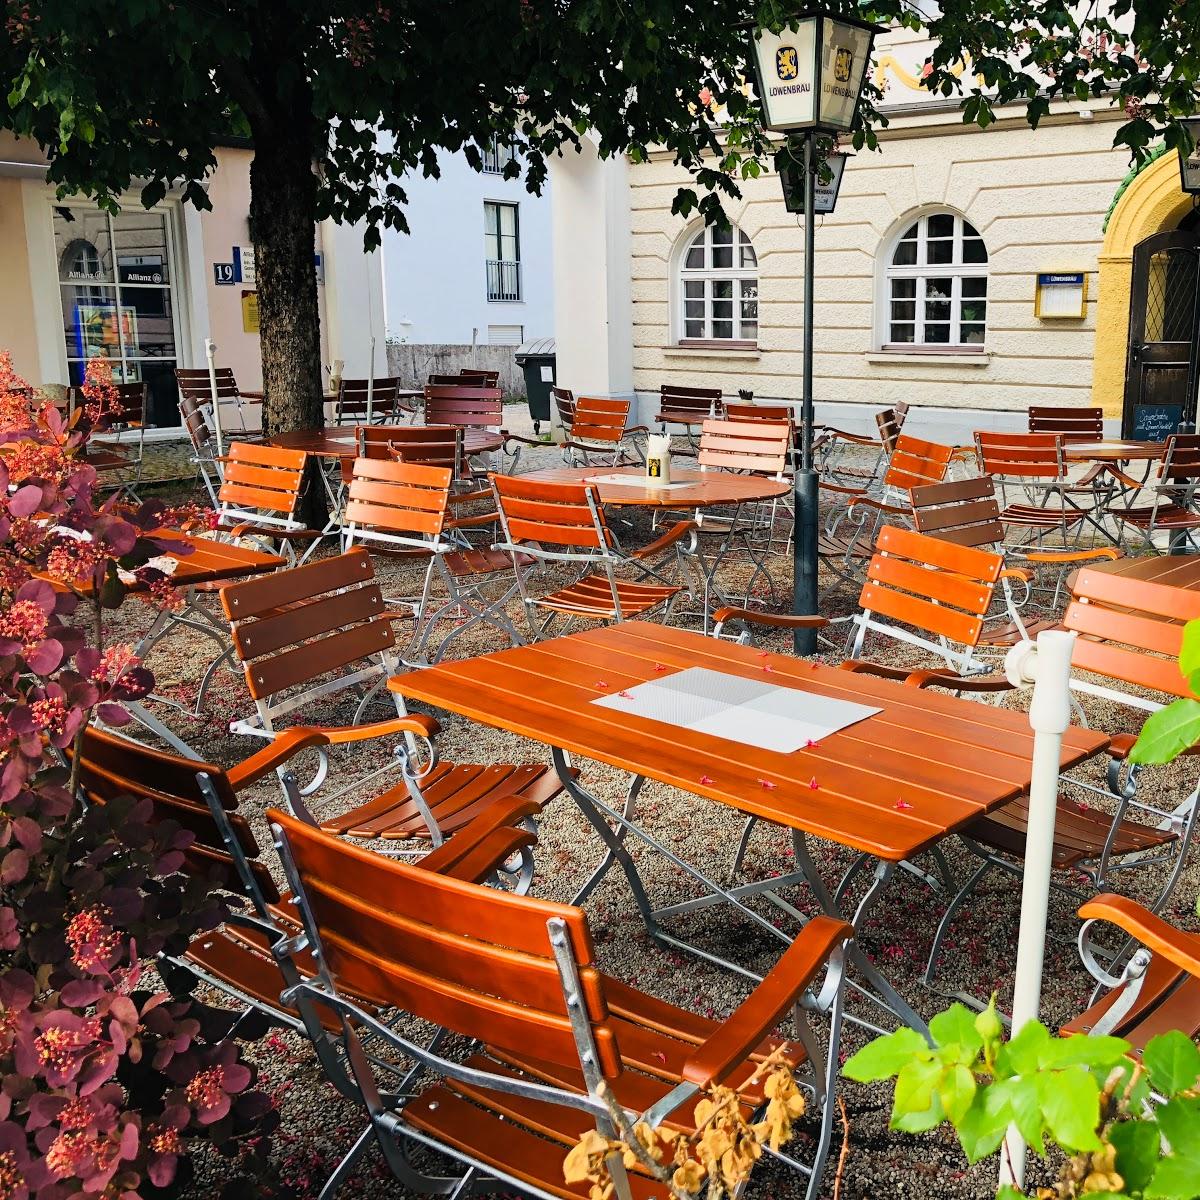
(213, 263, 236, 286)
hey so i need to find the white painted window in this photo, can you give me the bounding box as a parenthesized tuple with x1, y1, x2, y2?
(481, 138, 518, 174)
(884, 212, 988, 348)
(678, 223, 758, 343)
(488, 324, 523, 345)
(484, 201, 521, 301)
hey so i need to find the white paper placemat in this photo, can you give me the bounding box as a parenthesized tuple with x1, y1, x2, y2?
(593, 666, 881, 753)
(585, 472, 695, 490)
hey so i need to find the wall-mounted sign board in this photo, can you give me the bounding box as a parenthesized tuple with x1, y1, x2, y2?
(241, 290, 259, 335)
(213, 262, 236, 285)
(1130, 402, 1183, 442)
(1035, 272, 1088, 319)
(233, 245, 256, 286)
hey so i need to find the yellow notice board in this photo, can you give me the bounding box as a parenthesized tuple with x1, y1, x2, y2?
(241, 290, 260, 334)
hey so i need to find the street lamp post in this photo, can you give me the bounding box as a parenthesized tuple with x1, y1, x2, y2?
(750, 10, 880, 652)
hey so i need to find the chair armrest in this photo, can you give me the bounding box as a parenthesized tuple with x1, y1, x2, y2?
(625, 425, 650, 436)
(821, 427, 879, 447)
(227, 521, 323, 541)
(1019, 547, 1122, 564)
(629, 519, 697, 560)
(840, 659, 910, 681)
(449, 488, 493, 505)
(819, 482, 869, 498)
(1102, 465, 1147, 492)
(448, 511, 499, 530)
(226, 727, 331, 791)
(848, 496, 908, 517)
(503, 433, 547, 449)
(681, 915, 851, 1087)
(319, 712, 440, 745)
(713, 606, 829, 631)
(1078, 894, 1200, 978)
(904, 669, 1015, 693)
(1000, 567, 1034, 584)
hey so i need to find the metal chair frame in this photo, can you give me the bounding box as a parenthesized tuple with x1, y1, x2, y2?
(1106, 434, 1200, 554)
(333, 377, 412, 426)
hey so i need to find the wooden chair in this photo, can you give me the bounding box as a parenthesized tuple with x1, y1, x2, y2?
(819, 403, 909, 488)
(1066, 894, 1200, 1051)
(423, 383, 505, 432)
(1028, 405, 1104, 442)
(974, 430, 1105, 546)
(491, 473, 695, 638)
(655, 383, 724, 453)
(269, 807, 853, 1200)
(333, 376, 411, 426)
(457, 367, 499, 387)
(552, 385, 577, 436)
(71, 724, 543, 1197)
(342, 457, 525, 663)
(176, 366, 256, 436)
(915, 566, 1200, 1001)
(73, 381, 147, 500)
(818, 432, 956, 587)
(212, 441, 322, 564)
(910, 475, 1121, 613)
(1106, 433, 1200, 553)
(220, 548, 567, 846)
(556, 395, 647, 467)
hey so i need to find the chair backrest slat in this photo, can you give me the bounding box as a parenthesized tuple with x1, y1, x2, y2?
(1065, 569, 1200, 698)
(698, 418, 789, 476)
(176, 367, 243, 401)
(859, 525, 1002, 649)
(1028, 405, 1104, 441)
(659, 384, 722, 419)
(910, 476, 1005, 548)
(882, 433, 954, 492)
(492, 474, 610, 549)
(570, 397, 631, 446)
(1164, 434, 1200, 482)
(335, 377, 406, 424)
(218, 442, 308, 520)
(270, 809, 622, 1076)
(975, 430, 1064, 479)
(458, 368, 500, 387)
(552, 387, 577, 434)
(424, 385, 504, 430)
(344, 458, 453, 540)
(875, 403, 910, 458)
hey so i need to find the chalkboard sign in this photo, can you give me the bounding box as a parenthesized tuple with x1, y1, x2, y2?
(1130, 403, 1183, 442)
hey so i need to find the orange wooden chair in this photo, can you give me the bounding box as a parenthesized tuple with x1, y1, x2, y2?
(1066, 894, 1200, 1050)
(220, 548, 567, 850)
(269, 807, 853, 1200)
(342, 457, 525, 662)
(176, 365, 257, 437)
(71, 724, 542, 1197)
(558, 395, 647, 467)
(491, 473, 695, 638)
(211, 441, 323, 564)
(333, 376, 413, 425)
(1106, 433, 1200, 553)
(975, 429, 1108, 547)
(423, 383, 504, 433)
(1028, 405, 1104, 442)
(910, 474, 1121, 612)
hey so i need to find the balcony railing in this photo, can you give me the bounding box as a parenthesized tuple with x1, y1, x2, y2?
(486, 259, 522, 302)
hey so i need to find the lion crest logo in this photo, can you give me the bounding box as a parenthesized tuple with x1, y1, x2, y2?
(776, 46, 799, 80)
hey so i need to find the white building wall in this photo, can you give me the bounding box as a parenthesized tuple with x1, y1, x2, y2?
(382, 150, 554, 345)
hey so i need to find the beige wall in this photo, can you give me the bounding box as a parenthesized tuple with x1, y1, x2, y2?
(0, 176, 40, 380)
(628, 113, 1132, 411)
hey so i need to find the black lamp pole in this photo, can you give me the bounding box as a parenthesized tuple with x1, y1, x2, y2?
(793, 129, 819, 653)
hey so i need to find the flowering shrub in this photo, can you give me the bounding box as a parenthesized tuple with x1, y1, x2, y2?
(0, 352, 276, 1198)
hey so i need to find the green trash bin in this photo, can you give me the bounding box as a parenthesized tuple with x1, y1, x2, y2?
(514, 337, 556, 435)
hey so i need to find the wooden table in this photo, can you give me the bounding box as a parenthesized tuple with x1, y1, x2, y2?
(1063, 439, 1165, 463)
(518, 464, 790, 508)
(392, 622, 1108, 1029)
(1070, 552, 1200, 593)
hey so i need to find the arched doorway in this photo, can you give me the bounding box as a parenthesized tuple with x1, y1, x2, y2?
(1122, 226, 1200, 436)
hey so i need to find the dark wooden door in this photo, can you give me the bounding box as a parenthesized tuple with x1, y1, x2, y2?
(1123, 229, 1200, 437)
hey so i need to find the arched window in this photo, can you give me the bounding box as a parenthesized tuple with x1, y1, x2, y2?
(678, 223, 758, 343)
(884, 212, 987, 348)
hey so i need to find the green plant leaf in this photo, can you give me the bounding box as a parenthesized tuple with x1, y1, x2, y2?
(938, 1062, 978, 1125)
(930, 1003, 984, 1057)
(1147, 1153, 1200, 1200)
(1037, 1070, 1102, 1153)
(1110, 1119, 1163, 1195)
(892, 1058, 945, 1133)
(1040, 1033, 1131, 1070)
(955, 1081, 1013, 1164)
(844, 1027, 931, 1082)
(1177, 619, 1200, 679)
(1143, 1031, 1200, 1097)
(998, 1020, 1051, 1077)
(1129, 698, 1200, 764)
(1007, 1076, 1046, 1155)
(996, 1187, 1025, 1200)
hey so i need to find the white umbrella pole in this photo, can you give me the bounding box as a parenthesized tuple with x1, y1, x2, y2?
(999, 628, 1078, 1191)
(366, 335, 376, 424)
(204, 338, 224, 460)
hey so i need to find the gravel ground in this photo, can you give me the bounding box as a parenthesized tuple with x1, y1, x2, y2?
(104, 420, 1200, 1200)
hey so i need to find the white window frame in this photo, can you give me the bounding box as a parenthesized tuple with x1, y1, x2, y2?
(880, 211, 988, 352)
(481, 138, 519, 175)
(674, 222, 759, 345)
